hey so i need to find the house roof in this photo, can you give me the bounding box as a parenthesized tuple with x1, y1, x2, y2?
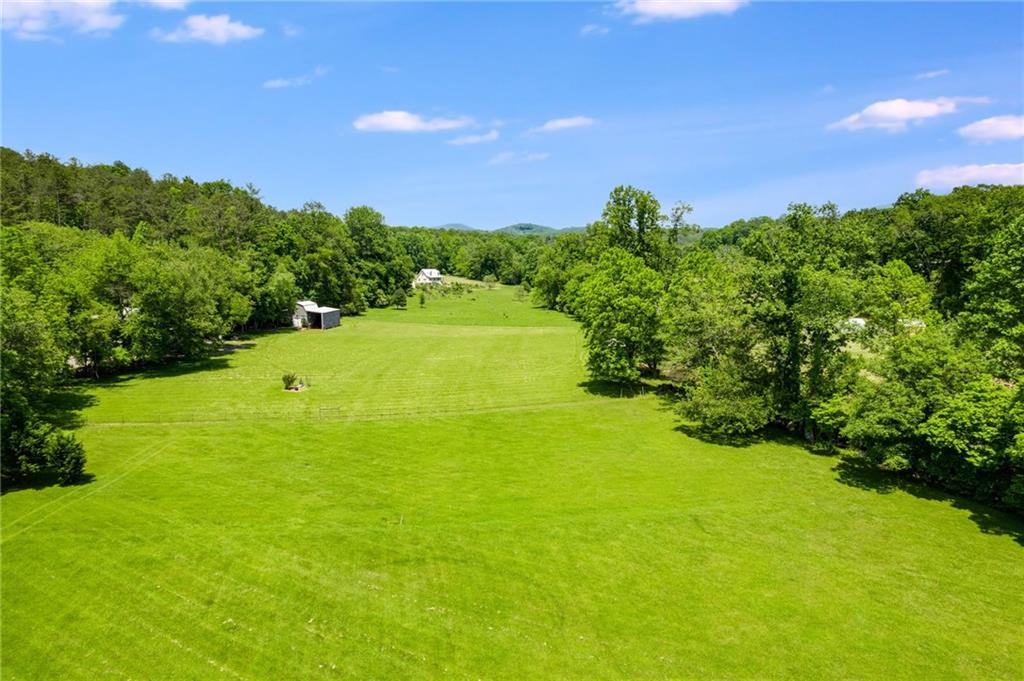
(419, 269, 441, 277)
(307, 306, 340, 314)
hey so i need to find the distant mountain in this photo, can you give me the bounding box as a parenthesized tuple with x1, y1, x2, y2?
(435, 223, 477, 231)
(430, 222, 587, 235)
(497, 223, 558, 236)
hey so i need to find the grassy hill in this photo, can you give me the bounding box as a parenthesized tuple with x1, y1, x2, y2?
(2, 288, 1022, 679)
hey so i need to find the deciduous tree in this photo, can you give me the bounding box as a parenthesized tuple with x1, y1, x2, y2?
(578, 248, 663, 383)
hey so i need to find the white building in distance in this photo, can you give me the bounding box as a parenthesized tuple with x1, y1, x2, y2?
(413, 269, 443, 287)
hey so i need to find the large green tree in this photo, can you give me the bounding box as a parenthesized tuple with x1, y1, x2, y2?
(577, 248, 663, 383)
(841, 325, 1022, 509)
(127, 246, 250, 361)
(598, 185, 673, 271)
(661, 249, 770, 435)
(740, 203, 861, 436)
(661, 248, 754, 382)
(345, 206, 415, 306)
(0, 285, 86, 486)
(960, 215, 1024, 377)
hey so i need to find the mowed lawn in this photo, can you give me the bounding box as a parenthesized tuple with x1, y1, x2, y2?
(2, 287, 1022, 680)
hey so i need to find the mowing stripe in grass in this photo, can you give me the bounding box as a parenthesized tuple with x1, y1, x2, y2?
(2, 286, 1021, 679)
(2, 442, 171, 540)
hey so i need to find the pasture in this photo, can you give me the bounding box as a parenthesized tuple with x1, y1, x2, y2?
(2, 285, 1022, 679)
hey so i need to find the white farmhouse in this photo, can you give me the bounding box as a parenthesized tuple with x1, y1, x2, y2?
(413, 268, 443, 287)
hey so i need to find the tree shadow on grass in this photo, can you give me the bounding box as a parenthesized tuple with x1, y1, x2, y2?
(83, 341, 251, 388)
(142, 332, 273, 376)
(233, 327, 298, 340)
(664, 399, 1024, 544)
(673, 423, 770, 448)
(673, 422, 812, 450)
(214, 342, 257, 355)
(3, 343, 258, 495)
(833, 455, 1024, 547)
(2, 471, 96, 494)
(3, 387, 100, 495)
(578, 379, 655, 399)
(37, 385, 99, 431)
(143, 356, 233, 379)
(79, 355, 232, 387)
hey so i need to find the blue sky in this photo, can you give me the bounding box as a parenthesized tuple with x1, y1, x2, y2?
(3, 1, 1023, 229)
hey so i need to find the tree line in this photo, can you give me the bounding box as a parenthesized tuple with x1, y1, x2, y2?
(0, 147, 546, 486)
(1, 146, 1021, 512)
(555, 185, 1023, 511)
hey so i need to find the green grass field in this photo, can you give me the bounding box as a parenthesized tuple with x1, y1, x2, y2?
(3, 286, 1022, 679)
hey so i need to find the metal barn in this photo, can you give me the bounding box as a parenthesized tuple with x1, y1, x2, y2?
(293, 300, 341, 330)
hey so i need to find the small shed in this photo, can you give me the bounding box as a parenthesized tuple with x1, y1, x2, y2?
(293, 300, 341, 330)
(413, 268, 443, 287)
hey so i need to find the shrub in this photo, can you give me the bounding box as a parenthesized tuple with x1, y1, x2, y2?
(282, 372, 299, 390)
(2, 418, 53, 482)
(390, 288, 407, 308)
(681, 360, 772, 436)
(0, 417, 87, 487)
(48, 432, 87, 485)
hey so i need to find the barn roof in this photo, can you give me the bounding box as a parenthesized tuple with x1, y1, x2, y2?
(308, 306, 340, 313)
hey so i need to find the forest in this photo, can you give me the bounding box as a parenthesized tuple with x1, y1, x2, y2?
(1, 147, 1022, 512)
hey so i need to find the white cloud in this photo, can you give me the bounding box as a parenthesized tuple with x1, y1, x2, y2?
(142, 0, 189, 10)
(915, 69, 950, 80)
(820, 84, 836, 95)
(617, 0, 749, 23)
(580, 23, 610, 36)
(281, 22, 302, 38)
(447, 130, 500, 145)
(263, 77, 303, 89)
(827, 96, 989, 133)
(916, 163, 1024, 189)
(529, 116, 597, 133)
(1, 0, 124, 40)
(957, 115, 1024, 143)
(381, 65, 400, 74)
(353, 111, 474, 133)
(152, 14, 264, 44)
(263, 65, 329, 90)
(488, 151, 551, 166)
